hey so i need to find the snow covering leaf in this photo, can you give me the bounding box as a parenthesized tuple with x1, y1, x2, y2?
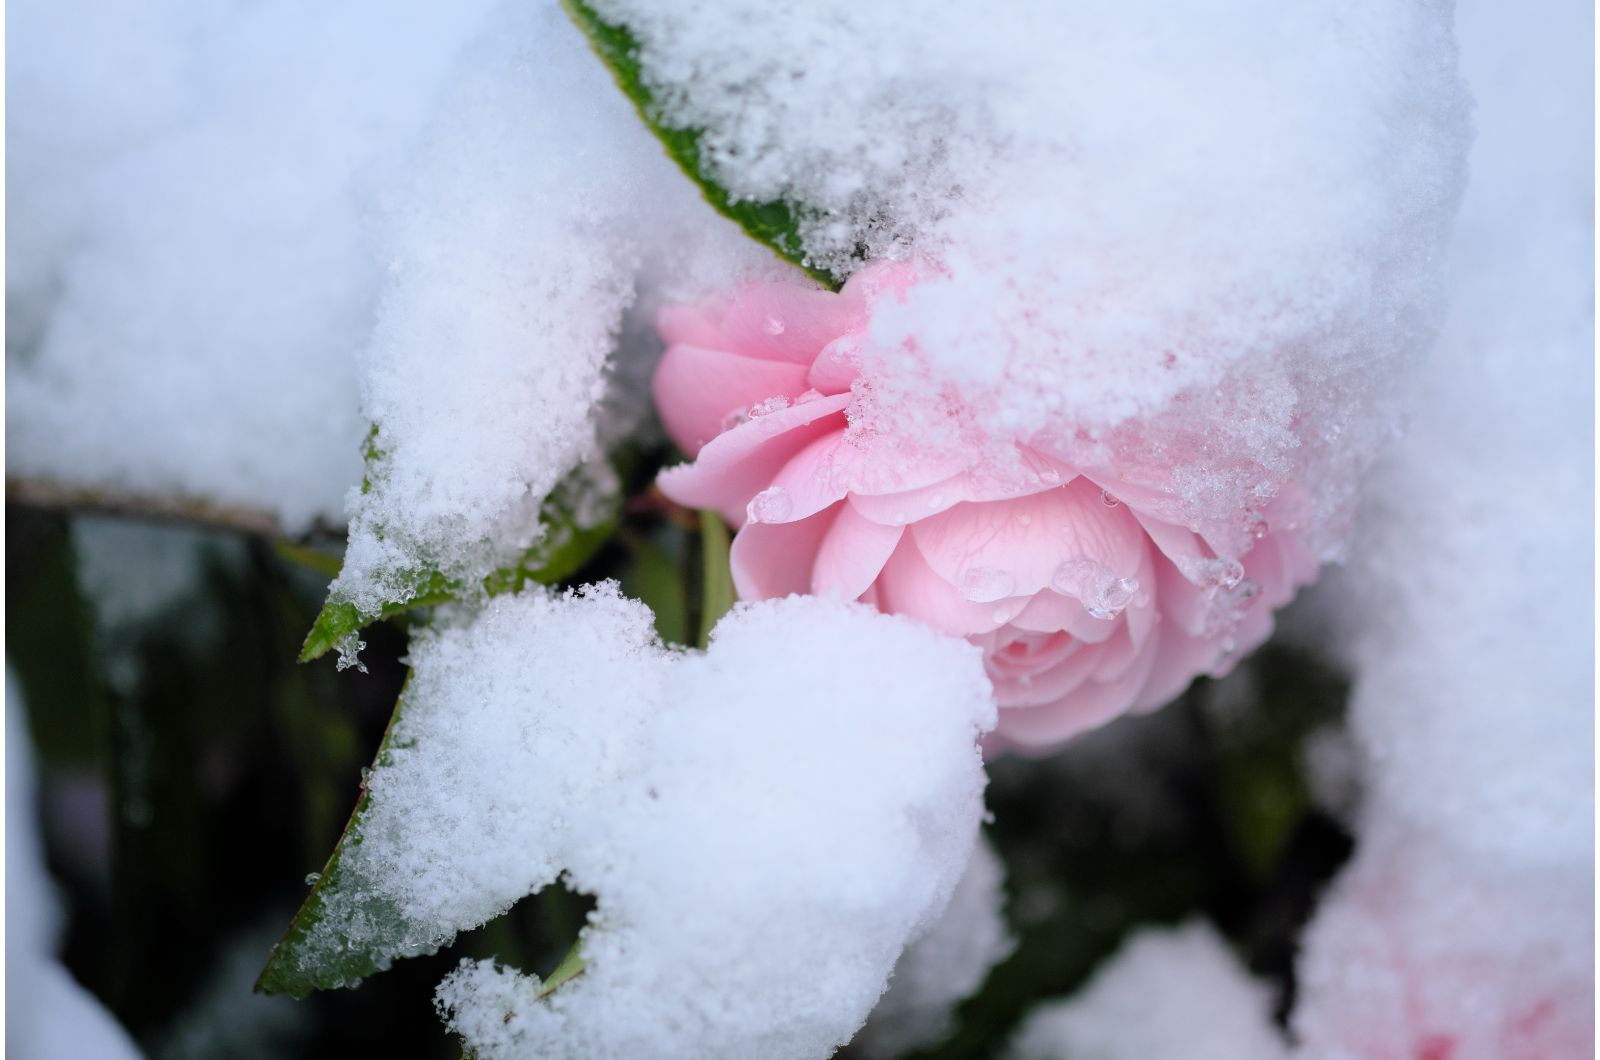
(256, 678, 414, 998)
(300, 466, 619, 663)
(560, 0, 844, 290)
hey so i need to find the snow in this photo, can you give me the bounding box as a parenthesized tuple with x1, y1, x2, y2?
(5, 673, 143, 1060)
(593, 0, 1471, 564)
(331, 0, 773, 614)
(1305, 0, 1594, 871)
(1281, 0, 1596, 1052)
(1292, 817, 1593, 1060)
(295, 585, 670, 972)
(856, 835, 1014, 1058)
(6, 0, 770, 548)
(1006, 921, 1286, 1060)
(6, 0, 509, 531)
(291, 586, 994, 1057)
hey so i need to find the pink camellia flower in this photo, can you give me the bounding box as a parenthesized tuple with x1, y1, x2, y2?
(652, 263, 1318, 748)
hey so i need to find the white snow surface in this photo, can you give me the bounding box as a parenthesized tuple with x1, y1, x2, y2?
(1308, 0, 1595, 871)
(332, 0, 773, 614)
(1281, 0, 1596, 1053)
(593, 0, 1471, 563)
(856, 835, 1015, 1058)
(297, 586, 995, 1058)
(6, 0, 504, 531)
(1006, 921, 1286, 1060)
(5, 0, 773, 551)
(1292, 816, 1593, 1060)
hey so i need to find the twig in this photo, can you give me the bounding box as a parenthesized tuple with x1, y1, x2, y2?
(6, 475, 346, 540)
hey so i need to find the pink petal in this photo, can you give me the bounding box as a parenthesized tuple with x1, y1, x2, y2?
(839, 259, 920, 303)
(874, 535, 1028, 636)
(1008, 590, 1119, 644)
(1130, 508, 1207, 571)
(989, 635, 1104, 708)
(720, 282, 867, 365)
(1129, 623, 1218, 713)
(807, 334, 862, 394)
(811, 501, 904, 601)
(730, 506, 838, 600)
(653, 344, 812, 457)
(1091, 623, 1141, 682)
(910, 478, 1146, 599)
(999, 635, 1161, 746)
(656, 394, 850, 526)
(762, 431, 866, 523)
(1153, 554, 1211, 637)
(656, 302, 725, 347)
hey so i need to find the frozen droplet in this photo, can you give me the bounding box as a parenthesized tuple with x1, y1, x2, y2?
(928, 493, 946, 509)
(794, 387, 825, 405)
(1176, 555, 1245, 592)
(750, 395, 791, 418)
(304, 872, 322, 886)
(763, 315, 786, 336)
(720, 407, 750, 432)
(1231, 578, 1261, 603)
(1052, 559, 1139, 619)
(892, 510, 908, 525)
(746, 486, 792, 524)
(960, 566, 1015, 603)
(1100, 488, 1121, 508)
(1016, 512, 1033, 527)
(992, 608, 1011, 624)
(335, 632, 368, 674)
(1040, 468, 1061, 484)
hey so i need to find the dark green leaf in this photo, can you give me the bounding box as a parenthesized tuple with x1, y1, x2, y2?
(300, 469, 620, 663)
(561, 0, 845, 290)
(256, 678, 412, 998)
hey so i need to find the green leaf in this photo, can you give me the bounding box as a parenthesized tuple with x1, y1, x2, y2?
(300, 468, 620, 663)
(256, 679, 413, 998)
(618, 524, 690, 647)
(560, 0, 845, 291)
(536, 941, 587, 1000)
(696, 510, 734, 649)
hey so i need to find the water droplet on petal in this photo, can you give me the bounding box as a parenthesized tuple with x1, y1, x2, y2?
(720, 407, 751, 432)
(1052, 559, 1139, 619)
(893, 510, 908, 525)
(1100, 488, 1121, 508)
(1016, 512, 1033, 527)
(763, 315, 786, 336)
(794, 387, 825, 405)
(1176, 555, 1245, 592)
(746, 486, 792, 524)
(960, 566, 1015, 603)
(928, 493, 946, 509)
(1040, 468, 1061, 485)
(749, 395, 791, 418)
